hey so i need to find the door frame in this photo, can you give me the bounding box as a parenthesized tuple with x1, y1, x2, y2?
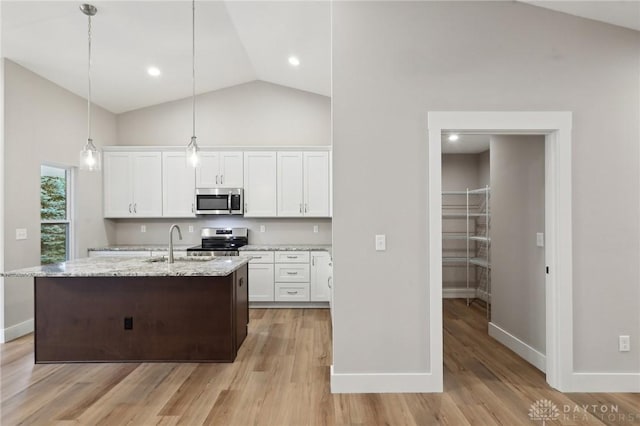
(427, 111, 573, 391)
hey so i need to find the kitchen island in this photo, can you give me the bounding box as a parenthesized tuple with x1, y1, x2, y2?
(3, 256, 250, 363)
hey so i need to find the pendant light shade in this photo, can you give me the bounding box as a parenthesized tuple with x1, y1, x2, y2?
(186, 0, 200, 168)
(186, 136, 200, 167)
(79, 3, 101, 171)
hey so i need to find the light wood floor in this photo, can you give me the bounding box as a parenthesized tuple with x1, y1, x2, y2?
(2, 301, 638, 425)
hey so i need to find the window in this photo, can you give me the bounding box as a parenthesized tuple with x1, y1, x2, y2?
(40, 165, 73, 265)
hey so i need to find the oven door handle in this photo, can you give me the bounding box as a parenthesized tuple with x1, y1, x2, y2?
(228, 192, 232, 214)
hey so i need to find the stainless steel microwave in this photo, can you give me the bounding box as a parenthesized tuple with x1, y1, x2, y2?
(195, 188, 243, 215)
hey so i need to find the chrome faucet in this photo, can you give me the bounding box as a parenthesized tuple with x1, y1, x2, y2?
(169, 224, 183, 264)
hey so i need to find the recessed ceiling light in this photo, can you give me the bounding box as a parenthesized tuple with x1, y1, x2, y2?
(448, 134, 459, 142)
(288, 56, 300, 67)
(147, 66, 161, 77)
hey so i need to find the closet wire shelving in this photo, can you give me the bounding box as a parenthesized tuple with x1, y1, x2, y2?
(442, 186, 491, 318)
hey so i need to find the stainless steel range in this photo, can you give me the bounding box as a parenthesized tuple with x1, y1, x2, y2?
(187, 227, 248, 256)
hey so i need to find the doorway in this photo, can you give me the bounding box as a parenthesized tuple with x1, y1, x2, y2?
(427, 111, 573, 392)
(441, 134, 547, 376)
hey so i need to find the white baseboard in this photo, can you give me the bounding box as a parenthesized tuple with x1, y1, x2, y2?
(442, 288, 476, 299)
(570, 372, 640, 393)
(330, 365, 441, 393)
(488, 322, 546, 372)
(2, 318, 34, 343)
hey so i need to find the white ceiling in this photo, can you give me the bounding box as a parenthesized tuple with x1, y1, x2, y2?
(2, 1, 637, 114)
(441, 134, 491, 154)
(1, 1, 330, 113)
(520, 1, 640, 32)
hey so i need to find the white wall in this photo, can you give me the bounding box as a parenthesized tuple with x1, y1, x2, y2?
(332, 0, 640, 385)
(117, 80, 331, 147)
(490, 135, 546, 356)
(3, 60, 115, 334)
(477, 150, 490, 189)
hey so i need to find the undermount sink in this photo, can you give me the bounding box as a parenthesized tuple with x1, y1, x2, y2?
(145, 256, 217, 263)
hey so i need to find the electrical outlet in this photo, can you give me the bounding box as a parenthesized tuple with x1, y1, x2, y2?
(140, 225, 146, 233)
(260, 225, 266, 233)
(313, 225, 319, 233)
(15, 228, 27, 240)
(124, 317, 133, 330)
(188, 225, 194, 233)
(619, 335, 631, 352)
(375, 234, 386, 251)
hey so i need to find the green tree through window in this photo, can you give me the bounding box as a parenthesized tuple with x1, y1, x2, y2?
(40, 165, 70, 264)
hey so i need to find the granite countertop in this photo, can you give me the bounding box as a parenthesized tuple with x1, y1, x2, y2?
(1, 255, 251, 278)
(88, 245, 193, 252)
(239, 244, 332, 252)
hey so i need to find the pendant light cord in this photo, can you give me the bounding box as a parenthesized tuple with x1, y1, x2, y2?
(192, 0, 196, 139)
(87, 13, 92, 143)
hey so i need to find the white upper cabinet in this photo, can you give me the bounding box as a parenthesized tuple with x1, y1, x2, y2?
(195, 151, 243, 188)
(304, 152, 330, 217)
(104, 151, 162, 218)
(243, 152, 277, 217)
(162, 152, 196, 217)
(277, 152, 304, 217)
(220, 152, 244, 187)
(103, 152, 132, 217)
(277, 151, 330, 217)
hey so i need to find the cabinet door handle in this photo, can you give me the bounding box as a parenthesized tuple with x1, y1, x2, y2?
(328, 277, 332, 288)
(133, 203, 137, 213)
(128, 203, 132, 213)
(286, 271, 298, 275)
(287, 290, 298, 295)
(304, 204, 308, 213)
(221, 174, 224, 185)
(312, 257, 315, 266)
(299, 203, 302, 213)
(192, 203, 195, 213)
(239, 277, 244, 287)
(244, 203, 248, 213)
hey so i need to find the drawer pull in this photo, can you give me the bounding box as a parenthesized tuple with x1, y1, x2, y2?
(286, 272, 298, 275)
(286, 255, 297, 259)
(287, 291, 298, 295)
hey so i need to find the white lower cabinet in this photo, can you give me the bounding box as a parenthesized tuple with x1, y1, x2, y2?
(248, 264, 275, 302)
(244, 251, 275, 302)
(275, 263, 310, 282)
(275, 283, 309, 302)
(244, 249, 331, 305)
(310, 251, 332, 302)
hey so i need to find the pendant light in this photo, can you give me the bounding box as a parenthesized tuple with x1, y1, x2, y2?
(186, 0, 200, 168)
(79, 3, 101, 171)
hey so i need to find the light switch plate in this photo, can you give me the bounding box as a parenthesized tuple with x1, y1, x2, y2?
(619, 335, 631, 352)
(188, 225, 194, 233)
(375, 234, 386, 251)
(536, 232, 544, 247)
(15, 228, 27, 240)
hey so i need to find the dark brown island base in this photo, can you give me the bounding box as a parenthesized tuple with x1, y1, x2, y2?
(2, 256, 250, 363)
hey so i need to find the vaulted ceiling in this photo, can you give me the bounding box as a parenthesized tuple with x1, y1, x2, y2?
(2, 1, 637, 114)
(2, 1, 331, 113)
